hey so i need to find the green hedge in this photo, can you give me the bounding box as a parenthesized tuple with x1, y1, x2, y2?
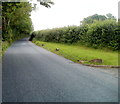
(83, 20, 119, 50)
(34, 19, 119, 50)
(34, 25, 88, 43)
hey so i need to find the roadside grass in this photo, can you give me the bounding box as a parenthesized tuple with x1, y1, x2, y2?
(33, 40, 118, 66)
(2, 41, 11, 56)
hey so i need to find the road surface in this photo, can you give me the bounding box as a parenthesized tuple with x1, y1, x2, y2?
(3, 38, 118, 102)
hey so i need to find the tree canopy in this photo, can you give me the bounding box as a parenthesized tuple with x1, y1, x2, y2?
(39, 0, 54, 8)
(2, 2, 33, 42)
(2, 0, 54, 42)
(106, 13, 116, 20)
(80, 13, 116, 25)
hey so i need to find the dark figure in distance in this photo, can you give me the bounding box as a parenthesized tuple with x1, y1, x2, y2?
(29, 33, 36, 41)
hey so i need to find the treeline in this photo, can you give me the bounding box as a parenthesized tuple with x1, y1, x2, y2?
(2, 2, 33, 43)
(34, 14, 119, 50)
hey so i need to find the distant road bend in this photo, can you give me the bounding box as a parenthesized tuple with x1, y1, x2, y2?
(3, 38, 118, 102)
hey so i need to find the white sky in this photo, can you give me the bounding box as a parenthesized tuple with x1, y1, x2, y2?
(30, 0, 119, 31)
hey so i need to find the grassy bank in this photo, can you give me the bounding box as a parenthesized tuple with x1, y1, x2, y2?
(2, 41, 11, 56)
(34, 20, 119, 51)
(33, 40, 118, 66)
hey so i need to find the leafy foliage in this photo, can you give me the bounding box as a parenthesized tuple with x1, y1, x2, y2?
(32, 0, 54, 10)
(85, 20, 119, 50)
(106, 13, 116, 20)
(34, 19, 119, 50)
(39, 0, 54, 8)
(2, 2, 33, 42)
(80, 14, 107, 25)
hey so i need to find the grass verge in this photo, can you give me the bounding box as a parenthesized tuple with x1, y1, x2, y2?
(2, 41, 11, 56)
(33, 40, 119, 66)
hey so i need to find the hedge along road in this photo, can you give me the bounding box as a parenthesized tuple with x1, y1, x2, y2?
(3, 38, 118, 102)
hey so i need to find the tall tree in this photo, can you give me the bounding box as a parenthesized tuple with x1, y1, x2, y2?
(81, 14, 107, 25)
(2, 0, 54, 42)
(106, 13, 116, 20)
(2, 2, 33, 42)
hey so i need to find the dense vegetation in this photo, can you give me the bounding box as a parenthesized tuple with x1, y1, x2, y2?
(34, 14, 119, 50)
(2, 2, 33, 55)
(1, 0, 54, 55)
(80, 13, 116, 25)
(2, 2, 33, 42)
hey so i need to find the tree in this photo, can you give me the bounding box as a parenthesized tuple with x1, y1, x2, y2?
(106, 13, 116, 20)
(39, 0, 54, 8)
(81, 14, 107, 25)
(2, 0, 54, 42)
(31, 0, 54, 10)
(2, 2, 33, 42)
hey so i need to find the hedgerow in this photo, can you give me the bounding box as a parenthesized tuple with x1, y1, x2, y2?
(34, 19, 119, 50)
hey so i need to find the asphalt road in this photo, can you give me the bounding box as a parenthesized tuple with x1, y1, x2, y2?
(3, 38, 118, 102)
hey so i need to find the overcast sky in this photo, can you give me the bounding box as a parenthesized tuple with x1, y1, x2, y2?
(30, 0, 119, 31)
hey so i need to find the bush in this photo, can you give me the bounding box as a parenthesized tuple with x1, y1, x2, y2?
(2, 41, 10, 55)
(34, 19, 119, 50)
(86, 20, 119, 50)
